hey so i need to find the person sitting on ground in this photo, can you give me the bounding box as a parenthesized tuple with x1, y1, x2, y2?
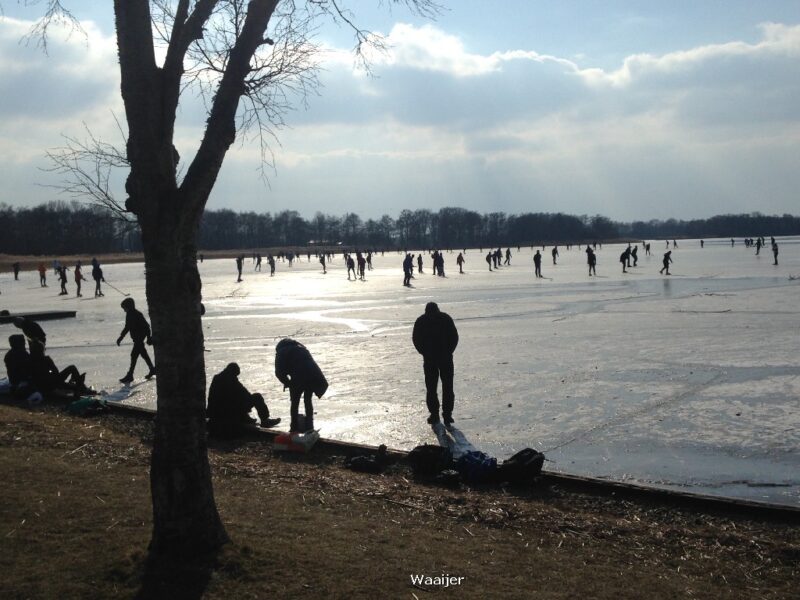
(29, 342, 88, 397)
(4, 334, 33, 397)
(207, 363, 281, 438)
(275, 338, 328, 433)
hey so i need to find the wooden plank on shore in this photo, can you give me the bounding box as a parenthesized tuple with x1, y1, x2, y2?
(0, 310, 77, 324)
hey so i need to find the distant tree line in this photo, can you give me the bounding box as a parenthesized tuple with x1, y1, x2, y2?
(1, 202, 799, 256)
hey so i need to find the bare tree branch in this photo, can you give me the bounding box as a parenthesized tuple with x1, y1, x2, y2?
(21, 0, 85, 53)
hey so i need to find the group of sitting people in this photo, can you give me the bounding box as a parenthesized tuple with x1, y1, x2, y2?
(4, 313, 326, 438)
(4, 318, 92, 403)
(207, 338, 329, 437)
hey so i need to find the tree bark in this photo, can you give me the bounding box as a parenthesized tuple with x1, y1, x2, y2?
(142, 208, 228, 556)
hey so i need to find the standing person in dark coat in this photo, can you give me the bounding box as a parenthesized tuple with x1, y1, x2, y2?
(533, 250, 542, 278)
(586, 246, 597, 276)
(91, 259, 105, 297)
(772, 241, 779, 265)
(116, 298, 155, 384)
(207, 363, 280, 437)
(12, 262, 20, 281)
(620, 248, 630, 273)
(235, 255, 244, 282)
(275, 338, 328, 433)
(13, 317, 46, 354)
(412, 302, 459, 426)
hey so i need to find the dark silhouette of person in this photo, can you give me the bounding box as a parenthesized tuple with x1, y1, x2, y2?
(199, 253, 204, 263)
(435, 251, 445, 277)
(275, 338, 328, 433)
(412, 302, 459, 426)
(4, 334, 32, 396)
(29, 342, 87, 397)
(645, 242, 651, 256)
(620, 248, 629, 273)
(116, 298, 155, 384)
(38, 262, 47, 287)
(357, 253, 367, 280)
(13, 317, 46, 354)
(551, 246, 559, 265)
(91, 259, 105, 297)
(12, 262, 20, 281)
(207, 363, 280, 437)
(255, 253, 262, 271)
(417, 253, 424, 274)
(456, 252, 465, 274)
(74, 261, 86, 297)
(268, 254, 276, 276)
(631, 245, 638, 267)
(347, 254, 357, 280)
(504, 248, 511, 265)
(319, 254, 326, 274)
(586, 247, 597, 276)
(772, 241, 779, 265)
(731, 238, 735, 247)
(533, 250, 542, 278)
(403, 253, 413, 286)
(58, 266, 69, 295)
(700, 240, 704, 248)
(235, 255, 244, 282)
(660, 250, 673, 275)
(755, 238, 762, 255)
(485, 252, 493, 271)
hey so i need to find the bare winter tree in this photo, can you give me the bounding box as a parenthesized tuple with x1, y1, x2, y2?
(27, 0, 440, 557)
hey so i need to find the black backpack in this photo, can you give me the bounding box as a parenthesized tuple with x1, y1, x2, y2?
(406, 444, 453, 476)
(496, 448, 545, 484)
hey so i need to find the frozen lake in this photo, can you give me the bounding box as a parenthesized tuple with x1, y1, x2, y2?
(2, 238, 799, 506)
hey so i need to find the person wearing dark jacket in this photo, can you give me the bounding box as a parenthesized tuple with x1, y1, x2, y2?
(412, 302, 459, 426)
(116, 298, 155, 384)
(29, 342, 86, 397)
(207, 363, 280, 438)
(4, 334, 33, 396)
(275, 338, 328, 433)
(13, 317, 46, 354)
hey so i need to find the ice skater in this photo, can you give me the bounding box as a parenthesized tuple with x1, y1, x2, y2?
(631, 245, 638, 267)
(772, 241, 779, 265)
(58, 265, 69, 295)
(74, 261, 86, 297)
(586, 246, 597, 276)
(116, 298, 155, 384)
(235, 255, 244, 282)
(620, 248, 629, 273)
(551, 246, 559, 265)
(486, 252, 493, 271)
(12, 262, 20, 281)
(275, 338, 328, 433)
(91, 259, 105, 297)
(403, 253, 413, 286)
(533, 250, 542, 278)
(660, 250, 673, 275)
(456, 252, 465, 274)
(38, 262, 47, 287)
(412, 302, 459, 426)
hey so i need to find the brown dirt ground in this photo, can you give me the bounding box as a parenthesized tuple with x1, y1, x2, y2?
(0, 402, 798, 599)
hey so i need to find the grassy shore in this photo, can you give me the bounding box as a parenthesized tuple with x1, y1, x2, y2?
(1, 402, 798, 599)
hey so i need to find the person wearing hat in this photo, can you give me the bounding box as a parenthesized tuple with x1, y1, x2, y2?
(116, 298, 155, 384)
(207, 363, 280, 438)
(412, 302, 459, 426)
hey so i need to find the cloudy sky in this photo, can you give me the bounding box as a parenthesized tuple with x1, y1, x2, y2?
(1, 1, 799, 221)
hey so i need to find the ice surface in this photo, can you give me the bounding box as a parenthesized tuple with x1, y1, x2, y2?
(2, 238, 799, 506)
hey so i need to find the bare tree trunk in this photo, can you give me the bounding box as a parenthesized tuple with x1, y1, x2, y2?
(143, 212, 228, 555)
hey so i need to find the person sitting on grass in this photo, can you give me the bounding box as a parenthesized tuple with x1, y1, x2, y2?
(29, 342, 89, 398)
(4, 334, 33, 398)
(207, 362, 281, 438)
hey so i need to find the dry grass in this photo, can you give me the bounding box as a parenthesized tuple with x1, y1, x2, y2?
(0, 402, 798, 599)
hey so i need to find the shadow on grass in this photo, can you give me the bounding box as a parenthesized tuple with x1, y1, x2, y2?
(135, 547, 225, 600)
